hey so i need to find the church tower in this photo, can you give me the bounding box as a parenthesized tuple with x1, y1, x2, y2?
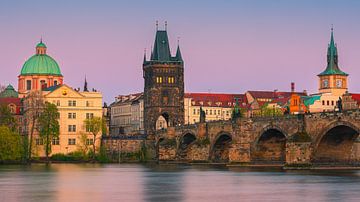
(318, 28, 348, 96)
(143, 24, 184, 135)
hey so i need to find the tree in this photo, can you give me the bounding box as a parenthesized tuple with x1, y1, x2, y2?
(23, 91, 44, 161)
(84, 116, 105, 160)
(0, 104, 17, 131)
(0, 126, 22, 163)
(38, 102, 60, 162)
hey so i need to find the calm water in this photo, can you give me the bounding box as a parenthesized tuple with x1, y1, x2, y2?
(1, 164, 360, 202)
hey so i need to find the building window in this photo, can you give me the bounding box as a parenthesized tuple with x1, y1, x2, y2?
(331, 101, 334, 106)
(327, 100, 330, 106)
(68, 125, 76, 132)
(26, 80, 32, 90)
(56, 100, 60, 106)
(35, 138, 43, 145)
(167, 77, 175, 84)
(218, 110, 220, 115)
(68, 100, 76, 106)
(322, 100, 325, 105)
(210, 110, 212, 115)
(197, 109, 200, 115)
(52, 137, 60, 145)
(68, 138, 76, 145)
(193, 109, 196, 115)
(86, 138, 94, 145)
(86, 113, 94, 119)
(68, 113, 76, 119)
(206, 110, 208, 115)
(54, 80, 58, 86)
(156, 77, 163, 83)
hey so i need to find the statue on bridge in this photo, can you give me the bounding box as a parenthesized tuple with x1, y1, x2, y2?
(231, 98, 242, 121)
(200, 106, 206, 123)
(337, 97, 343, 112)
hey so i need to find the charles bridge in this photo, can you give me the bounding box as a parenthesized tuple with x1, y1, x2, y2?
(154, 110, 360, 166)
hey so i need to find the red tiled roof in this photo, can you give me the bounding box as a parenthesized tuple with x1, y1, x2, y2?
(248, 91, 306, 99)
(350, 94, 360, 105)
(185, 93, 248, 108)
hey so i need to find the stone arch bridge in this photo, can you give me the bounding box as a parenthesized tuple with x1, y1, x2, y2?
(155, 111, 360, 166)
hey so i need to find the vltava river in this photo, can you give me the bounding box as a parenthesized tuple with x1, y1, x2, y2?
(0, 164, 360, 202)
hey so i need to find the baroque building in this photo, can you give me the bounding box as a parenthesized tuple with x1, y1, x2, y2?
(18, 40, 103, 157)
(18, 41, 64, 98)
(143, 27, 184, 135)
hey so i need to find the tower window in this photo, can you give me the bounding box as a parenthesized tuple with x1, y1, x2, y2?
(54, 80, 58, 86)
(327, 101, 330, 106)
(26, 80, 32, 90)
(156, 77, 163, 83)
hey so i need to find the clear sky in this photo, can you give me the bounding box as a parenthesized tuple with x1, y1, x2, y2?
(1, 0, 360, 102)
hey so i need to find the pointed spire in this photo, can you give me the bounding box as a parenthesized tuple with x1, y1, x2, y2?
(165, 21, 167, 31)
(318, 27, 348, 76)
(143, 48, 147, 64)
(175, 38, 183, 62)
(84, 75, 88, 92)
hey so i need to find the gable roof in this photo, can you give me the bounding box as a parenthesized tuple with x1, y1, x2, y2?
(43, 84, 85, 98)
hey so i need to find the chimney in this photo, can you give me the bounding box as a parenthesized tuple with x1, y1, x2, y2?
(291, 82, 295, 93)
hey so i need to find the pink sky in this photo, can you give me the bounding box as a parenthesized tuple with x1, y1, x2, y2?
(1, 1, 360, 102)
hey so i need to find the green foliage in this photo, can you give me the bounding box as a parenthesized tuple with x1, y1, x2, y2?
(0, 104, 17, 131)
(84, 116, 105, 160)
(38, 102, 60, 160)
(0, 126, 22, 163)
(51, 151, 89, 162)
(95, 145, 110, 163)
(259, 103, 284, 117)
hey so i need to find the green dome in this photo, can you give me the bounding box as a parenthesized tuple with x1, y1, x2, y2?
(0, 84, 18, 98)
(36, 42, 47, 48)
(20, 53, 62, 76)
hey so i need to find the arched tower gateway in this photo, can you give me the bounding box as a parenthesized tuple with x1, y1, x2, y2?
(143, 26, 184, 136)
(18, 40, 63, 98)
(318, 29, 348, 96)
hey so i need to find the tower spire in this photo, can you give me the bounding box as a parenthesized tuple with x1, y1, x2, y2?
(318, 27, 347, 76)
(143, 48, 147, 64)
(84, 75, 88, 92)
(176, 37, 183, 62)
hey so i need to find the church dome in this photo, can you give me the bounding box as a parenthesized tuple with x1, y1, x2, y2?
(20, 41, 62, 76)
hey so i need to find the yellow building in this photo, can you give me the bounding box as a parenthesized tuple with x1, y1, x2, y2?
(23, 85, 103, 157)
(19, 40, 103, 157)
(184, 93, 248, 124)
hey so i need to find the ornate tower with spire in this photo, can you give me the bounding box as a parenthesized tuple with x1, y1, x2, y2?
(318, 28, 348, 96)
(143, 24, 184, 136)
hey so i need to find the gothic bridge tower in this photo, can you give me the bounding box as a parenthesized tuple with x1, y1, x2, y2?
(143, 25, 184, 136)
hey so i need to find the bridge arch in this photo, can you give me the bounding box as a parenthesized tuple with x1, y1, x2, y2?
(252, 126, 287, 163)
(210, 132, 232, 163)
(177, 132, 197, 160)
(313, 121, 360, 164)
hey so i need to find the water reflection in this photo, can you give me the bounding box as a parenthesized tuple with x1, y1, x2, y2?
(0, 164, 360, 202)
